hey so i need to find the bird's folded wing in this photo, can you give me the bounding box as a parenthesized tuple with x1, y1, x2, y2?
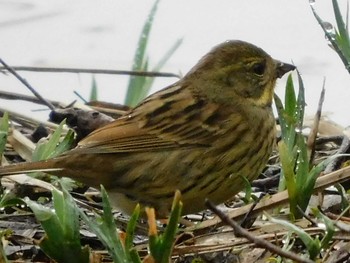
(71, 85, 227, 154)
(71, 118, 212, 154)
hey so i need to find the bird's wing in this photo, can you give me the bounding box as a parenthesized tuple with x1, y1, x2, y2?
(73, 84, 227, 154)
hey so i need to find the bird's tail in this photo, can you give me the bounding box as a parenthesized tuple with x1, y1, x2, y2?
(0, 160, 63, 176)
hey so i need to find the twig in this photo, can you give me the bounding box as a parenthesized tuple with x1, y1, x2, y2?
(326, 212, 350, 223)
(0, 90, 61, 107)
(297, 205, 318, 227)
(0, 106, 60, 130)
(252, 174, 280, 190)
(324, 136, 350, 173)
(0, 58, 55, 110)
(240, 193, 266, 228)
(308, 80, 325, 167)
(0, 90, 126, 119)
(316, 136, 344, 145)
(188, 165, 350, 235)
(205, 200, 315, 263)
(0, 66, 181, 78)
(317, 208, 350, 233)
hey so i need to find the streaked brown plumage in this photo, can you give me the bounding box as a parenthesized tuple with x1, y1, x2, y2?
(0, 40, 295, 217)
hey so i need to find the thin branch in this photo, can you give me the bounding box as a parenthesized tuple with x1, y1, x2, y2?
(0, 58, 55, 110)
(316, 136, 344, 145)
(0, 106, 60, 130)
(189, 165, 350, 235)
(0, 90, 128, 120)
(324, 136, 350, 173)
(297, 205, 319, 227)
(0, 66, 181, 78)
(240, 193, 266, 228)
(205, 200, 315, 263)
(0, 90, 61, 107)
(308, 79, 325, 167)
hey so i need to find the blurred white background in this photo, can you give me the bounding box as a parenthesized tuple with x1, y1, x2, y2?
(0, 0, 349, 127)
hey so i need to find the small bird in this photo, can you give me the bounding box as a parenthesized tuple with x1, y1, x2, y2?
(0, 40, 295, 217)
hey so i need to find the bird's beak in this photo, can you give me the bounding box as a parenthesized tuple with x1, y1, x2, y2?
(275, 61, 296, 78)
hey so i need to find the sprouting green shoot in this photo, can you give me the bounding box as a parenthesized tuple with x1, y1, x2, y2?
(124, 0, 182, 106)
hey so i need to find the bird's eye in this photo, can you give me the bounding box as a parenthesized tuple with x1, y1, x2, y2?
(251, 62, 266, 76)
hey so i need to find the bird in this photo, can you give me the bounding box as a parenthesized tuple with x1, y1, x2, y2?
(0, 40, 295, 217)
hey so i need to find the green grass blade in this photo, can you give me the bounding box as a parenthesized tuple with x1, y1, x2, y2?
(153, 38, 183, 72)
(50, 129, 75, 158)
(312, 208, 335, 249)
(274, 74, 297, 150)
(158, 191, 182, 263)
(335, 184, 350, 211)
(125, 0, 160, 106)
(295, 134, 312, 214)
(274, 94, 287, 141)
(0, 231, 9, 263)
(333, 0, 350, 52)
(304, 156, 334, 193)
(125, 204, 141, 262)
(267, 213, 320, 260)
(311, 2, 350, 72)
(241, 175, 253, 204)
(52, 187, 80, 241)
(129, 250, 142, 263)
(347, 1, 349, 31)
(146, 207, 161, 260)
(139, 38, 183, 101)
(295, 70, 306, 129)
(32, 120, 67, 161)
(24, 187, 90, 263)
(284, 74, 296, 118)
(0, 112, 9, 161)
(147, 192, 182, 263)
(278, 141, 297, 216)
(276, 72, 317, 219)
(90, 75, 98, 101)
(124, 0, 181, 107)
(79, 186, 130, 262)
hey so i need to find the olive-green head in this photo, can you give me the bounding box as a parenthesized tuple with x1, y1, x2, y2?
(185, 40, 295, 107)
